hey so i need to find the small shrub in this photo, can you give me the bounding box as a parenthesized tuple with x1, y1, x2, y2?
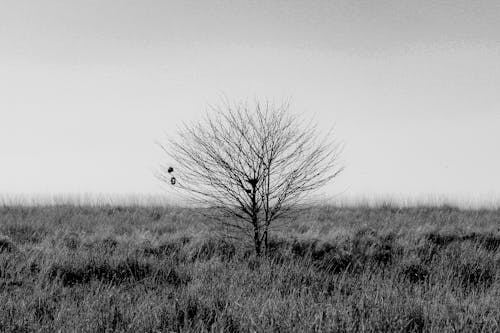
(47, 263, 88, 286)
(458, 263, 495, 290)
(48, 257, 150, 286)
(290, 238, 317, 258)
(351, 228, 378, 255)
(400, 263, 429, 284)
(265, 237, 289, 255)
(313, 243, 355, 274)
(426, 232, 460, 247)
(425, 231, 500, 252)
(370, 238, 396, 266)
(62, 232, 81, 250)
(351, 229, 397, 266)
(475, 234, 500, 252)
(311, 241, 338, 261)
(47, 256, 188, 287)
(112, 257, 152, 282)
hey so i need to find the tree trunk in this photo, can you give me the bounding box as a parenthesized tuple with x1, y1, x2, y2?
(250, 181, 262, 256)
(254, 228, 262, 256)
(263, 228, 268, 254)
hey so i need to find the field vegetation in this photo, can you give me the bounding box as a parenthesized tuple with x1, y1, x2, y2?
(0, 203, 499, 332)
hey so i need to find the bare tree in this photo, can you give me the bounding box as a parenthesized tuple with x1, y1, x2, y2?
(159, 100, 343, 255)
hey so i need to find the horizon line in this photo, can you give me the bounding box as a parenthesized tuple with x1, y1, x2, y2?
(1, 192, 499, 209)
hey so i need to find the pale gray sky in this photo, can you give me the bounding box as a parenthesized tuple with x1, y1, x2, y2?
(1, 0, 499, 203)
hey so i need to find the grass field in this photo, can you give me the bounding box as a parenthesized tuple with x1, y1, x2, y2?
(0, 203, 499, 332)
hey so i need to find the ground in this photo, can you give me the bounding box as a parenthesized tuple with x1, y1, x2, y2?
(0, 204, 499, 332)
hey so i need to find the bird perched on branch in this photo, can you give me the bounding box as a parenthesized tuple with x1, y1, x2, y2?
(167, 167, 176, 184)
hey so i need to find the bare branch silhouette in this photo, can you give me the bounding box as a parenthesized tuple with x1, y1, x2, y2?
(159, 99, 343, 255)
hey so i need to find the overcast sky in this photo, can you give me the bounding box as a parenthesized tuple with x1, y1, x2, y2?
(1, 0, 499, 204)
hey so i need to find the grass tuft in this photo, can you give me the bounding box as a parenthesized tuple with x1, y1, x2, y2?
(400, 262, 430, 283)
(0, 224, 48, 244)
(0, 236, 17, 253)
(189, 237, 236, 261)
(46, 256, 184, 286)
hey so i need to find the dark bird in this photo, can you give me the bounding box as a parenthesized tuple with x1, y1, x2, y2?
(167, 167, 174, 173)
(247, 178, 258, 187)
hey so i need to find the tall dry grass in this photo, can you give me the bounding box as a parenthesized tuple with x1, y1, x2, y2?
(0, 204, 499, 332)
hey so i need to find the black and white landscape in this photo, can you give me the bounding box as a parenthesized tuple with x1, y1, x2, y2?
(1, 1, 499, 332)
